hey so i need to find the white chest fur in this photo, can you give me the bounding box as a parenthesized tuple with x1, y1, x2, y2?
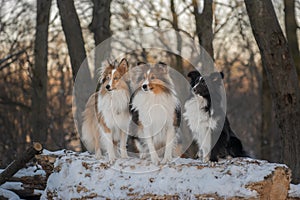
(183, 96, 217, 134)
(97, 90, 130, 131)
(132, 91, 177, 137)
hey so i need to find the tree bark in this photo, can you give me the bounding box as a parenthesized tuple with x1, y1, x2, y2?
(170, 0, 183, 74)
(284, 0, 300, 78)
(31, 0, 51, 143)
(89, 0, 112, 80)
(261, 68, 272, 160)
(0, 143, 43, 186)
(245, 0, 300, 184)
(57, 0, 90, 81)
(57, 0, 93, 146)
(192, 0, 214, 60)
(89, 0, 111, 47)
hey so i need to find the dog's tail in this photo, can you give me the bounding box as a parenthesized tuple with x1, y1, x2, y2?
(227, 136, 248, 158)
(81, 93, 100, 153)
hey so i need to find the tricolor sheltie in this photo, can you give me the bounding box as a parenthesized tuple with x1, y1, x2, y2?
(129, 62, 181, 164)
(183, 70, 247, 162)
(81, 59, 130, 162)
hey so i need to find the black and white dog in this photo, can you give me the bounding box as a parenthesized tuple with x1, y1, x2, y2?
(183, 70, 247, 162)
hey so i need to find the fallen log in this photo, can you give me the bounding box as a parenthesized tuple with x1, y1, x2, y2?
(39, 151, 292, 199)
(0, 142, 43, 186)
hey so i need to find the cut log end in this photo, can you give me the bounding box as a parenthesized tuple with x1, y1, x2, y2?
(33, 142, 43, 152)
(0, 142, 44, 186)
(247, 166, 291, 200)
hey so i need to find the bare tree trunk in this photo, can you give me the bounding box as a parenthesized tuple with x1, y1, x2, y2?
(192, 0, 214, 59)
(57, 0, 89, 80)
(284, 0, 300, 78)
(245, 0, 300, 184)
(260, 68, 272, 160)
(31, 0, 51, 143)
(57, 0, 93, 151)
(88, 0, 112, 80)
(170, 0, 183, 74)
(89, 0, 111, 46)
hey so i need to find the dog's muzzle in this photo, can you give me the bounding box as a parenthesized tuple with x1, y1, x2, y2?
(142, 84, 148, 91)
(106, 84, 112, 91)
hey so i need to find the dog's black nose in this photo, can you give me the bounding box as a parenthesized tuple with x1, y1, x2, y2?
(142, 84, 147, 89)
(106, 85, 110, 90)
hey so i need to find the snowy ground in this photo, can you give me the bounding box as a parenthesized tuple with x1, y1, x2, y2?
(1, 150, 300, 199)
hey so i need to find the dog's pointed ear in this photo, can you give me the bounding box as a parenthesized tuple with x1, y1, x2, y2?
(187, 71, 201, 87)
(220, 71, 224, 79)
(118, 58, 128, 74)
(137, 61, 146, 66)
(210, 71, 224, 82)
(187, 71, 200, 81)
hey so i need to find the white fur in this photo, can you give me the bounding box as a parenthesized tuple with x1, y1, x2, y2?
(97, 89, 131, 161)
(183, 95, 217, 162)
(108, 69, 116, 87)
(132, 90, 178, 164)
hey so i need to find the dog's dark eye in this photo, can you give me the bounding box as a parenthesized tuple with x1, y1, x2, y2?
(150, 75, 155, 80)
(114, 76, 119, 80)
(200, 77, 205, 84)
(137, 76, 143, 82)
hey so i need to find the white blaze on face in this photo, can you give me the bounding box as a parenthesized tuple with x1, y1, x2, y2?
(108, 69, 116, 87)
(142, 69, 151, 89)
(193, 76, 203, 90)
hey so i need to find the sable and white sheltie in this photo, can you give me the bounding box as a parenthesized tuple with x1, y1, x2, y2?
(129, 62, 181, 165)
(81, 59, 130, 162)
(183, 70, 247, 162)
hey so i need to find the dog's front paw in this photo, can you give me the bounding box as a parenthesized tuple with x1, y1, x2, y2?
(161, 157, 172, 164)
(120, 153, 129, 159)
(108, 157, 116, 165)
(150, 154, 160, 165)
(139, 152, 147, 159)
(208, 160, 217, 167)
(203, 155, 210, 163)
(95, 150, 103, 160)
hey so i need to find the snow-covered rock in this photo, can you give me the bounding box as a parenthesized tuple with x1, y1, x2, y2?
(40, 150, 291, 199)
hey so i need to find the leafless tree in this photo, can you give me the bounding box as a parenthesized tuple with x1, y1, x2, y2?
(57, 0, 93, 144)
(192, 0, 213, 59)
(284, 0, 300, 77)
(31, 0, 52, 143)
(88, 0, 112, 80)
(245, 0, 300, 184)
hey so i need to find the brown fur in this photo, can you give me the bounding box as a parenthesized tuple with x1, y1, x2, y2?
(81, 93, 100, 153)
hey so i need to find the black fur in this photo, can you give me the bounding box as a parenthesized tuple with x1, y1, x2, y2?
(187, 71, 248, 161)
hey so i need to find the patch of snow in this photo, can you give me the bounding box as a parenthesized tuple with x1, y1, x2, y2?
(34, 189, 44, 195)
(14, 165, 46, 177)
(0, 188, 20, 200)
(41, 151, 289, 199)
(289, 183, 300, 198)
(42, 149, 68, 155)
(0, 165, 46, 178)
(1, 182, 23, 190)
